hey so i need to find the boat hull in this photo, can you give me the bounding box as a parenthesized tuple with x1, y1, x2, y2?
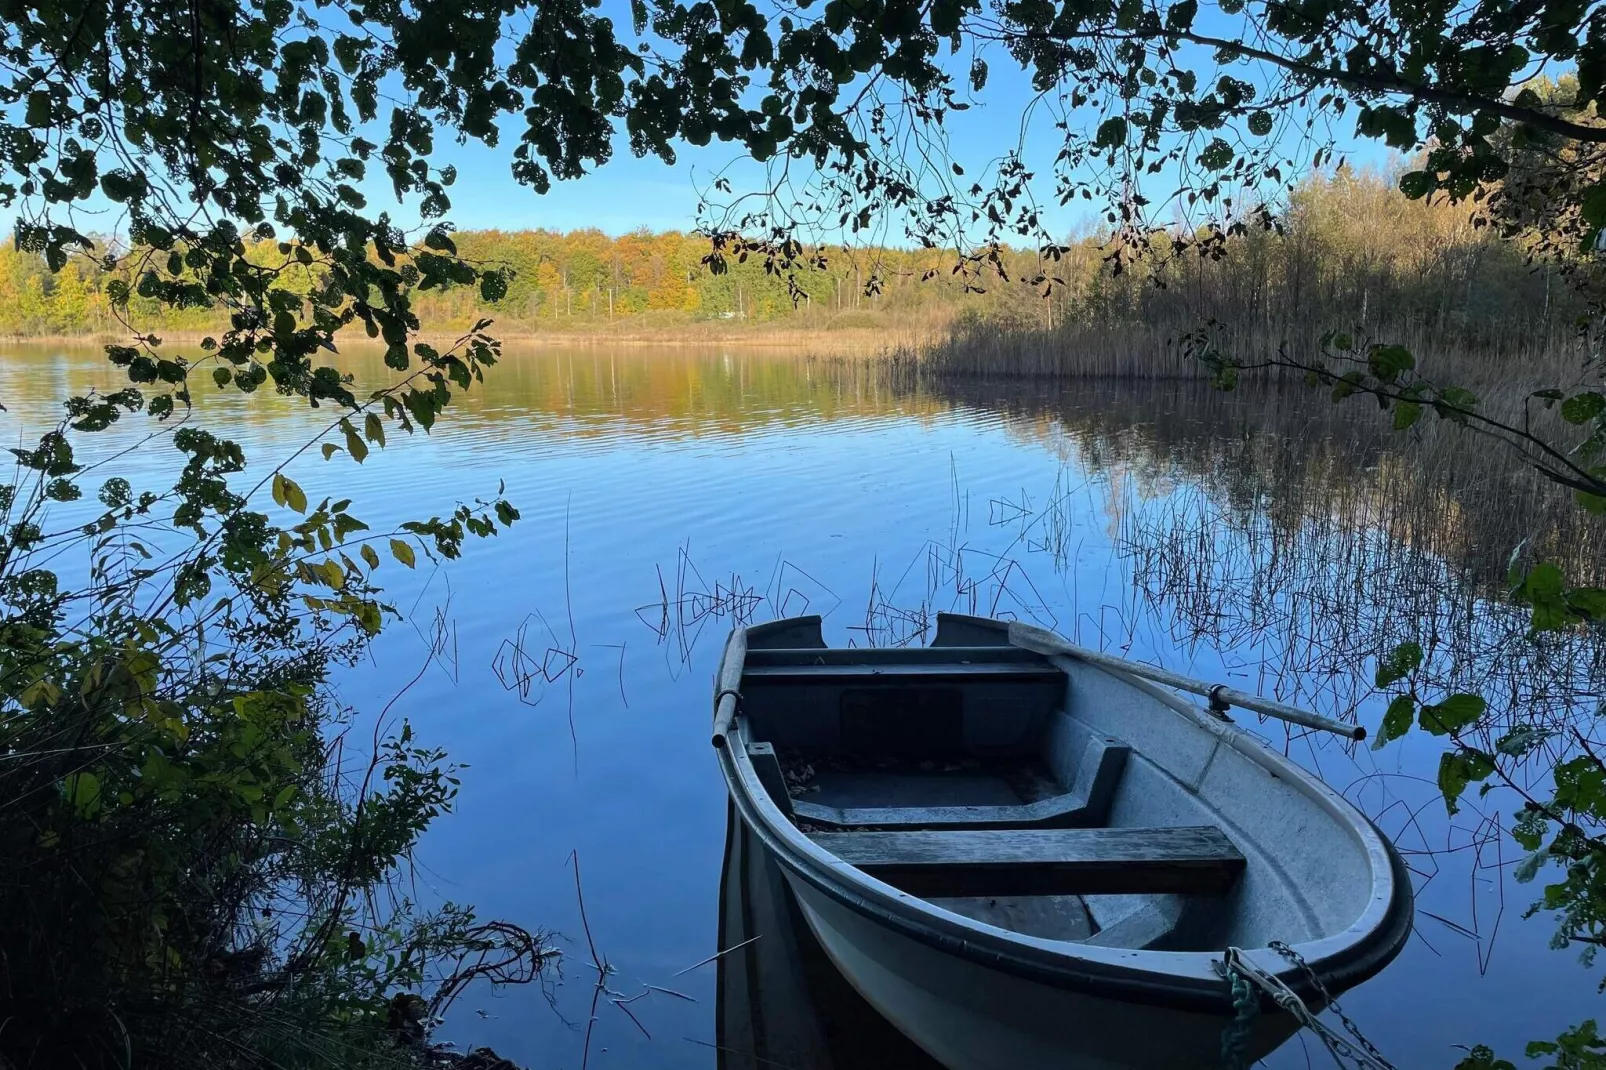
(786, 872, 1297, 1070)
(715, 614, 1413, 1069)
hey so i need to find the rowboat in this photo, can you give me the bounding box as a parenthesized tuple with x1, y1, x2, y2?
(711, 613, 1413, 1070)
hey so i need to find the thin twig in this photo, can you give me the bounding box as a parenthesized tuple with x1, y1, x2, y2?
(671, 935, 760, 977)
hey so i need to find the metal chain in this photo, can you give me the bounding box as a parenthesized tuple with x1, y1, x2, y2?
(1216, 945, 1399, 1070)
(1268, 941, 1400, 1070)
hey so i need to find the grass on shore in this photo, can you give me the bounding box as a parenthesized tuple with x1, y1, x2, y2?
(0, 309, 950, 355)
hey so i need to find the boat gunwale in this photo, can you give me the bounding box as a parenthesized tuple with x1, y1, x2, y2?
(715, 617, 1414, 1014)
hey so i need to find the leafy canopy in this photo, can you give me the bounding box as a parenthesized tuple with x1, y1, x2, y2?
(7, 0, 1606, 320)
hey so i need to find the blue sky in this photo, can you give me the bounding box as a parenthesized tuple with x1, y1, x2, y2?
(2, 4, 1395, 245)
(403, 3, 1395, 239)
(432, 82, 1387, 241)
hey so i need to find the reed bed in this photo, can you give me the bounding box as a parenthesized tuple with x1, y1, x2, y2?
(891, 166, 1601, 418)
(897, 311, 1593, 395)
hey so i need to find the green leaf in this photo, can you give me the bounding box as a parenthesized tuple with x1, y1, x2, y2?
(1453, 1044, 1516, 1070)
(1247, 111, 1272, 136)
(1567, 587, 1606, 620)
(390, 539, 416, 568)
(1519, 562, 1573, 630)
(1523, 1020, 1606, 1064)
(19, 676, 61, 708)
(1433, 385, 1480, 423)
(364, 412, 386, 446)
(1561, 392, 1606, 425)
(930, 0, 962, 36)
(1438, 748, 1495, 816)
(1331, 370, 1364, 401)
(1366, 344, 1414, 383)
(479, 270, 509, 302)
(1582, 182, 1606, 227)
(361, 543, 381, 570)
(25, 91, 52, 127)
(355, 600, 383, 635)
(1094, 117, 1128, 150)
(1419, 693, 1486, 735)
(1356, 105, 1417, 149)
(1512, 850, 1546, 883)
(1374, 641, 1422, 687)
(423, 226, 458, 255)
(969, 57, 988, 92)
(271, 472, 287, 508)
(1198, 137, 1234, 170)
(332, 513, 369, 542)
(1374, 694, 1415, 747)
(319, 559, 346, 590)
(64, 771, 102, 816)
(1398, 171, 1434, 199)
(341, 420, 368, 463)
(45, 478, 80, 502)
(1553, 755, 1606, 815)
(280, 476, 307, 514)
(404, 389, 438, 431)
(1392, 401, 1422, 429)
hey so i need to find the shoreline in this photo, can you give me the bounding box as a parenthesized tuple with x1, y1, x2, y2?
(0, 324, 935, 354)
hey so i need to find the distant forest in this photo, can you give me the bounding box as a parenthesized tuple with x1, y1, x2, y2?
(0, 167, 1582, 339)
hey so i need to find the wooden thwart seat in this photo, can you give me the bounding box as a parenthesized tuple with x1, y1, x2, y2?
(808, 826, 1245, 898)
(741, 662, 1065, 682)
(792, 794, 1092, 831)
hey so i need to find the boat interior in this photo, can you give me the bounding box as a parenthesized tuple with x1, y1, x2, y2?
(734, 615, 1371, 952)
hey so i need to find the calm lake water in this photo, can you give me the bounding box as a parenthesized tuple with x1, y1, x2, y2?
(3, 342, 1601, 1068)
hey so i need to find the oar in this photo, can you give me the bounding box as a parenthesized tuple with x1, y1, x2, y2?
(710, 626, 747, 747)
(1008, 622, 1366, 742)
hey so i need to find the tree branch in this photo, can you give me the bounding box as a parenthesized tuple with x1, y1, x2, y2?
(997, 20, 1606, 144)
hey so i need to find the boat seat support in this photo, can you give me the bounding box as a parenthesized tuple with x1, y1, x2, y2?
(808, 826, 1245, 898)
(746, 741, 794, 818)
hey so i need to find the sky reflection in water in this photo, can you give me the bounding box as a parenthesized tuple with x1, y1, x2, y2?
(1, 342, 1598, 1069)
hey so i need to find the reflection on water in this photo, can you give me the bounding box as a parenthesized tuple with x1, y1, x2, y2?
(2, 342, 1602, 1068)
(715, 800, 942, 1070)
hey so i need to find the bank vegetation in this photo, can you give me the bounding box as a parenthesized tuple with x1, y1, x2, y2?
(902, 166, 1597, 400)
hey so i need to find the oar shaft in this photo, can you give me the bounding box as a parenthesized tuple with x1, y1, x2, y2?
(1008, 623, 1365, 742)
(711, 627, 747, 747)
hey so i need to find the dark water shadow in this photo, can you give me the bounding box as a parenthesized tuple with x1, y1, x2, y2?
(716, 800, 944, 1070)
